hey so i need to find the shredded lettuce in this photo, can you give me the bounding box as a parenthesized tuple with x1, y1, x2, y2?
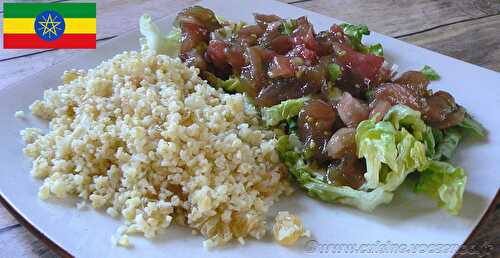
(139, 14, 181, 57)
(380, 105, 435, 156)
(216, 15, 227, 24)
(261, 97, 309, 127)
(368, 43, 384, 57)
(356, 106, 430, 191)
(339, 23, 383, 56)
(326, 85, 344, 103)
(430, 112, 485, 161)
(365, 90, 375, 101)
(327, 63, 342, 81)
(415, 160, 466, 215)
(457, 113, 486, 138)
(386, 127, 428, 190)
(356, 119, 398, 189)
(203, 72, 245, 94)
(282, 19, 298, 35)
(383, 105, 427, 140)
(355, 105, 466, 213)
(420, 65, 440, 81)
(276, 135, 392, 212)
(433, 128, 462, 161)
(339, 23, 369, 45)
(215, 21, 246, 40)
(276, 104, 466, 214)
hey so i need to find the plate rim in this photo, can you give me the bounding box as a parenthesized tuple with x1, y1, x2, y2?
(0, 194, 72, 258)
(0, 189, 498, 258)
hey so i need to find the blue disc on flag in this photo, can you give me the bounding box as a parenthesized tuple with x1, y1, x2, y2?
(34, 10, 65, 41)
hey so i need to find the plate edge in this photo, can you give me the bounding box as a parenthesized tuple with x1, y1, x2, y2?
(453, 189, 499, 258)
(0, 0, 498, 256)
(0, 194, 73, 258)
(0, 189, 498, 257)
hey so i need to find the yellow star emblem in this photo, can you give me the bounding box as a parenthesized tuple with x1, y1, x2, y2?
(37, 14, 62, 38)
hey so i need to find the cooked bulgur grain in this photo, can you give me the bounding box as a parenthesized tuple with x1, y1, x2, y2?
(21, 49, 293, 248)
(272, 211, 310, 245)
(15, 110, 25, 119)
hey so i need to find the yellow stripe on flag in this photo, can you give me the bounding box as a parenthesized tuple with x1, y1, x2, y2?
(3, 18, 96, 34)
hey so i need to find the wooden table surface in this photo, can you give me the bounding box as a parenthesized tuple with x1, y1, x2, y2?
(0, 0, 499, 257)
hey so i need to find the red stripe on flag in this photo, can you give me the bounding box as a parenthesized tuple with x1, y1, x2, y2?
(3, 34, 96, 49)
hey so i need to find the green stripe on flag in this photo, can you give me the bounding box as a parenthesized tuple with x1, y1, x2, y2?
(3, 3, 96, 18)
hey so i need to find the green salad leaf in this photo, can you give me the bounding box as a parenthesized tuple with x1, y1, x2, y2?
(327, 63, 342, 81)
(429, 112, 485, 161)
(339, 23, 369, 44)
(433, 128, 462, 161)
(215, 21, 246, 40)
(383, 105, 427, 140)
(365, 90, 375, 101)
(368, 43, 384, 57)
(415, 160, 466, 215)
(381, 105, 435, 156)
(356, 118, 398, 189)
(215, 15, 227, 24)
(325, 83, 344, 103)
(420, 65, 441, 81)
(203, 72, 245, 94)
(261, 97, 309, 127)
(282, 19, 298, 35)
(139, 14, 181, 57)
(356, 105, 430, 191)
(457, 113, 487, 138)
(276, 104, 467, 214)
(276, 135, 393, 212)
(339, 23, 383, 56)
(356, 105, 467, 213)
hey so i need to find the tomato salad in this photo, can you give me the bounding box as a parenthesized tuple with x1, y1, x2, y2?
(139, 6, 486, 214)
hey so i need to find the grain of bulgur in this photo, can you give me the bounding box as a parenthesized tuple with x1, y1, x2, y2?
(15, 110, 25, 119)
(272, 211, 310, 245)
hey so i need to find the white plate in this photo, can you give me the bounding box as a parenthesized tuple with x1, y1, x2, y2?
(1, 0, 499, 257)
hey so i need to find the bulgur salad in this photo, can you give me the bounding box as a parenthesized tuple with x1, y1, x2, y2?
(18, 5, 486, 250)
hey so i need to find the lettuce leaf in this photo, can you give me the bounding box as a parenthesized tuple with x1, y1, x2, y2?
(383, 105, 427, 140)
(282, 19, 298, 35)
(339, 23, 384, 56)
(214, 21, 246, 40)
(276, 135, 392, 212)
(355, 105, 465, 214)
(430, 112, 485, 161)
(139, 14, 181, 57)
(420, 65, 440, 81)
(368, 43, 384, 57)
(415, 160, 466, 215)
(457, 113, 486, 138)
(356, 119, 398, 189)
(339, 23, 369, 46)
(383, 105, 436, 156)
(261, 97, 309, 127)
(356, 107, 429, 191)
(327, 63, 342, 81)
(277, 104, 470, 214)
(383, 128, 428, 191)
(433, 127, 462, 161)
(203, 72, 245, 94)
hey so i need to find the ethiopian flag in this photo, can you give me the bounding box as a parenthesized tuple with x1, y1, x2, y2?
(3, 3, 96, 49)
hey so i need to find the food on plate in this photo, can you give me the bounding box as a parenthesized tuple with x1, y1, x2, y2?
(272, 211, 310, 246)
(14, 110, 25, 119)
(140, 6, 486, 215)
(20, 49, 294, 248)
(17, 4, 487, 250)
